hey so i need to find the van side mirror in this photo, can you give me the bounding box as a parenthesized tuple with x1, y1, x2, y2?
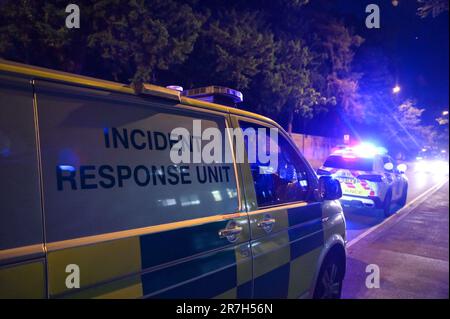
(318, 176, 342, 201)
(396, 163, 407, 174)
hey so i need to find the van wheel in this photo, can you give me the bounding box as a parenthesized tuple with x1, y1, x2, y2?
(398, 184, 408, 207)
(313, 254, 343, 299)
(383, 189, 393, 217)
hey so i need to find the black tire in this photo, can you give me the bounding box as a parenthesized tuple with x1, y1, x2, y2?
(383, 189, 393, 217)
(313, 253, 344, 299)
(398, 184, 408, 207)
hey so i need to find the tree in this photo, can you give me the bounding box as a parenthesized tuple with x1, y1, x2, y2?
(0, 0, 204, 84)
(311, 18, 365, 121)
(253, 39, 334, 134)
(174, 7, 332, 134)
(293, 10, 365, 137)
(354, 47, 396, 124)
(435, 111, 449, 151)
(0, 0, 363, 136)
(175, 9, 276, 90)
(383, 100, 437, 156)
(88, 0, 204, 84)
(0, 1, 72, 69)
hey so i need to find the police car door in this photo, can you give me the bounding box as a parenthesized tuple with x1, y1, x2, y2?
(34, 79, 252, 298)
(236, 118, 324, 299)
(382, 155, 401, 200)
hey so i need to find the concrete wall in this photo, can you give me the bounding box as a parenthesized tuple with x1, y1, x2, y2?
(291, 133, 343, 169)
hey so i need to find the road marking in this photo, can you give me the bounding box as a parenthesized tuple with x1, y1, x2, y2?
(346, 178, 449, 249)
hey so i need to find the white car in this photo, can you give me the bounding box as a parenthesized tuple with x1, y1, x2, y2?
(318, 145, 408, 216)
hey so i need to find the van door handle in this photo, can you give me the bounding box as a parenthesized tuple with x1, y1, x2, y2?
(257, 218, 276, 228)
(218, 226, 243, 239)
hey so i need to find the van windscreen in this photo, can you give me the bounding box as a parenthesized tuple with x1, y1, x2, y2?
(324, 155, 373, 171)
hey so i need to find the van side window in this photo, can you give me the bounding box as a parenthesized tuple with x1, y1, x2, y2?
(240, 121, 311, 208)
(36, 81, 239, 242)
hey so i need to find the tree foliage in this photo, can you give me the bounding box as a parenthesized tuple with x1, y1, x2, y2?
(383, 100, 436, 154)
(0, 0, 204, 84)
(311, 18, 364, 120)
(87, 0, 204, 83)
(0, 0, 355, 130)
(417, 0, 449, 18)
(257, 39, 334, 133)
(2, 0, 439, 149)
(177, 9, 275, 91)
(168, 3, 335, 133)
(0, 1, 71, 69)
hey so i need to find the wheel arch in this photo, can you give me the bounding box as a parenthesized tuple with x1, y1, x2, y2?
(308, 234, 347, 298)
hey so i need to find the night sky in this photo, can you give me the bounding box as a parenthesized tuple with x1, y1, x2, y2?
(335, 0, 449, 125)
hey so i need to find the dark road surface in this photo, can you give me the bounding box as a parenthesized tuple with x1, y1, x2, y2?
(341, 172, 449, 298)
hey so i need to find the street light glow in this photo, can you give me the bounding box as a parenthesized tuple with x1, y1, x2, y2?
(392, 85, 401, 94)
(442, 110, 449, 116)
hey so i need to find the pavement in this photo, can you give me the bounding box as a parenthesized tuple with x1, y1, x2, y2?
(342, 180, 449, 298)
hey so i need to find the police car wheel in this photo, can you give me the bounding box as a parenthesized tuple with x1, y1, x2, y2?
(399, 185, 408, 207)
(313, 255, 343, 299)
(383, 190, 393, 217)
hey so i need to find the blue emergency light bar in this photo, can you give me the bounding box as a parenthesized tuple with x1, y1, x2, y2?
(333, 143, 387, 158)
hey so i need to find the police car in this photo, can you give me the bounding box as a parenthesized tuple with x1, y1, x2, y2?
(318, 144, 408, 216)
(0, 59, 346, 299)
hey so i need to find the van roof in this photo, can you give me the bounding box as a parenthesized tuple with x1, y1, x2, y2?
(0, 59, 277, 126)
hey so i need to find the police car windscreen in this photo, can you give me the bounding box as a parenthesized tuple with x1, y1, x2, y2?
(324, 155, 373, 171)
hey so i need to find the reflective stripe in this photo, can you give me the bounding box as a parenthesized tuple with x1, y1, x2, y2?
(0, 260, 46, 298)
(63, 276, 143, 299)
(149, 261, 237, 298)
(214, 287, 237, 299)
(253, 202, 325, 299)
(139, 220, 229, 269)
(0, 244, 44, 263)
(46, 212, 247, 252)
(254, 263, 290, 298)
(253, 231, 291, 279)
(235, 243, 252, 286)
(47, 214, 250, 299)
(48, 237, 142, 297)
(287, 203, 322, 225)
(288, 248, 321, 298)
